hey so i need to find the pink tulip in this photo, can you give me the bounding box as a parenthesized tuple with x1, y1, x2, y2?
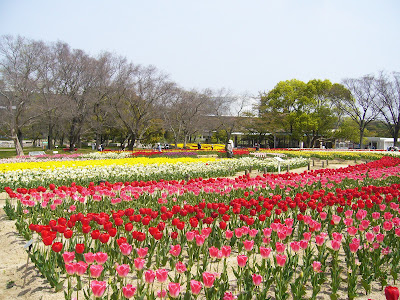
(119, 243, 132, 256)
(62, 251, 75, 263)
(252, 274, 263, 286)
(300, 240, 308, 250)
(331, 215, 341, 225)
(186, 231, 195, 241)
(137, 247, 148, 258)
(190, 280, 202, 295)
(84, 252, 96, 264)
(347, 226, 358, 236)
(90, 264, 104, 278)
(145, 269, 156, 283)
(372, 212, 380, 220)
(263, 228, 272, 237)
(332, 232, 343, 241)
(237, 255, 248, 268)
(221, 245, 231, 258)
(249, 229, 258, 237)
(373, 225, 381, 233)
(319, 212, 327, 220)
(175, 261, 187, 273)
(91, 280, 106, 297)
(75, 261, 88, 276)
(383, 221, 393, 231)
(169, 244, 181, 257)
(168, 282, 181, 298)
(365, 232, 375, 242)
(344, 210, 353, 218)
(225, 230, 233, 239)
(195, 234, 206, 246)
(235, 228, 244, 238)
(134, 257, 145, 270)
(65, 263, 76, 275)
(243, 240, 254, 251)
(290, 241, 300, 252)
(223, 292, 236, 300)
(344, 218, 353, 226)
(312, 261, 322, 273)
(276, 254, 287, 267)
(203, 271, 217, 288)
(157, 289, 167, 298)
(116, 264, 130, 277)
(209, 246, 219, 258)
(156, 268, 168, 282)
(303, 232, 312, 241)
(315, 235, 325, 246)
(260, 246, 272, 258)
(331, 240, 341, 251)
(95, 252, 108, 264)
(376, 233, 385, 243)
(275, 242, 286, 254)
(122, 284, 136, 298)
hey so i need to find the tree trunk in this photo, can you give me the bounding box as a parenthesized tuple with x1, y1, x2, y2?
(47, 123, 53, 150)
(394, 127, 399, 147)
(359, 127, 364, 149)
(11, 128, 24, 156)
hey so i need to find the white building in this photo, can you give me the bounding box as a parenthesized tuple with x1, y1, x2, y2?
(366, 137, 400, 150)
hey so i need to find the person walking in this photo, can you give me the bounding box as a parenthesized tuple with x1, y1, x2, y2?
(226, 140, 234, 158)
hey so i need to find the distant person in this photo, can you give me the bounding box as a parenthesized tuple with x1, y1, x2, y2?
(211, 144, 214, 150)
(197, 142, 201, 150)
(226, 140, 234, 158)
(157, 143, 162, 152)
(255, 143, 260, 151)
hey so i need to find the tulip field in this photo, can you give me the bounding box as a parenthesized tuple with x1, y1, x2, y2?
(3, 151, 400, 299)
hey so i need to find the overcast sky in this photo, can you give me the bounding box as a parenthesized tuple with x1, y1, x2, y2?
(1, 0, 399, 96)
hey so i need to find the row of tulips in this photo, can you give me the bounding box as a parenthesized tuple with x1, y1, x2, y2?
(0, 156, 308, 189)
(4, 156, 400, 299)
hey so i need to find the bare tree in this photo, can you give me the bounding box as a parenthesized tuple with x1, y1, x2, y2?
(0, 35, 45, 155)
(210, 89, 250, 144)
(113, 65, 174, 149)
(375, 71, 400, 146)
(162, 88, 213, 148)
(52, 42, 101, 150)
(339, 75, 380, 148)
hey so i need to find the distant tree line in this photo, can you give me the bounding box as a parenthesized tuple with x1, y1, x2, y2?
(0, 35, 247, 155)
(256, 72, 400, 149)
(1, 35, 399, 155)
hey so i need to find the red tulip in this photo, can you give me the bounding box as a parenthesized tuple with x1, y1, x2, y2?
(51, 242, 63, 252)
(75, 243, 85, 254)
(385, 286, 399, 300)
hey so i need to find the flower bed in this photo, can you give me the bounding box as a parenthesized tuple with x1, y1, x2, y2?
(0, 157, 308, 189)
(3, 156, 400, 299)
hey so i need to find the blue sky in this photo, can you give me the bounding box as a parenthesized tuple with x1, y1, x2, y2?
(1, 0, 399, 95)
